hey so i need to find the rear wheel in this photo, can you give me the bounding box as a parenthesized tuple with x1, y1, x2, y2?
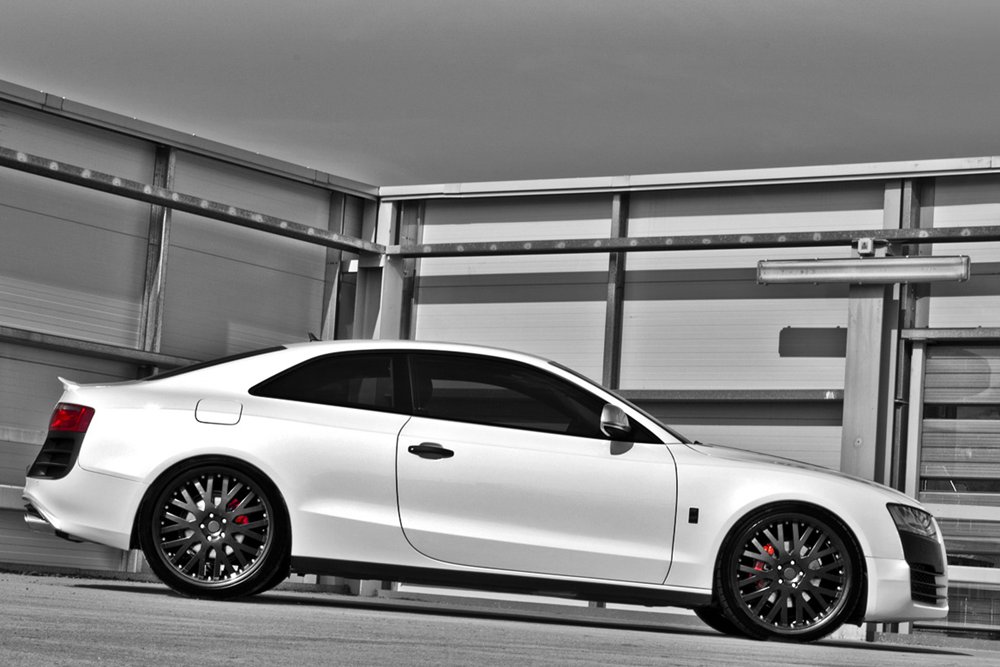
(714, 505, 862, 642)
(139, 461, 289, 599)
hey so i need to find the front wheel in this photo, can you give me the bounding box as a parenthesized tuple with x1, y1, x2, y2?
(139, 460, 289, 599)
(714, 505, 863, 642)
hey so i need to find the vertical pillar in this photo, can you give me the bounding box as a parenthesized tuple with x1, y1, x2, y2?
(890, 179, 933, 489)
(840, 181, 904, 482)
(137, 145, 175, 359)
(397, 201, 424, 340)
(127, 144, 175, 573)
(319, 192, 347, 340)
(840, 282, 893, 480)
(352, 200, 384, 339)
(372, 201, 406, 340)
(602, 193, 629, 389)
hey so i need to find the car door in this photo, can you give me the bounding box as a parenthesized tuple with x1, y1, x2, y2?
(396, 352, 677, 584)
(248, 351, 411, 561)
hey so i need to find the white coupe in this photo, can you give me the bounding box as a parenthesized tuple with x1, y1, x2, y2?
(23, 340, 948, 641)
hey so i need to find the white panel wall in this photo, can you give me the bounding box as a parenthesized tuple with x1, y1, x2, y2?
(0, 101, 152, 347)
(415, 302, 607, 380)
(418, 195, 611, 276)
(161, 152, 331, 358)
(621, 183, 884, 391)
(622, 298, 848, 389)
(414, 195, 610, 379)
(928, 174, 1000, 327)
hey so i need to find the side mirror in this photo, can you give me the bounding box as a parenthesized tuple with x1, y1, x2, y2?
(600, 404, 632, 440)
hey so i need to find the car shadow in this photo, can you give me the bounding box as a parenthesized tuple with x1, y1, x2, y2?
(72, 582, 972, 657)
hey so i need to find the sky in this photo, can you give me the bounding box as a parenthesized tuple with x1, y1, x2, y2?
(1, 1, 1000, 186)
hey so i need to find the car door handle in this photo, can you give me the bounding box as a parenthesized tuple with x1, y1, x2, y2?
(407, 443, 455, 460)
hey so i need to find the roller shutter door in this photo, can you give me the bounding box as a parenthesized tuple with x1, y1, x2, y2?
(920, 343, 1000, 628)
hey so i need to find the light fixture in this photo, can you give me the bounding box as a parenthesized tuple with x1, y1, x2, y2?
(757, 256, 970, 285)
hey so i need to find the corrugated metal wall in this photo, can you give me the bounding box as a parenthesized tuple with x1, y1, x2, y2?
(928, 174, 1000, 327)
(408, 183, 885, 468)
(162, 152, 332, 358)
(0, 97, 362, 571)
(413, 195, 611, 380)
(919, 343, 1000, 627)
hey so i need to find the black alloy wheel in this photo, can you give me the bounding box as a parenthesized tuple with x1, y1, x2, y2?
(139, 461, 289, 599)
(715, 506, 861, 642)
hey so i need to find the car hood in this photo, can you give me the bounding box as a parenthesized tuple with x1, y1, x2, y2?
(683, 442, 917, 505)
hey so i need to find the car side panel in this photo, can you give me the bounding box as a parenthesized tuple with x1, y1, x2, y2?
(64, 386, 419, 564)
(397, 416, 677, 583)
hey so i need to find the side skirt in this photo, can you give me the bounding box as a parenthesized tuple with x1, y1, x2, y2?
(290, 557, 710, 608)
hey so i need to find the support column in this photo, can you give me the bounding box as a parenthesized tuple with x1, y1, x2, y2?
(840, 181, 904, 482)
(137, 145, 175, 360)
(840, 283, 894, 481)
(319, 192, 347, 340)
(352, 200, 384, 339)
(603, 194, 629, 389)
(128, 144, 175, 573)
(890, 179, 933, 489)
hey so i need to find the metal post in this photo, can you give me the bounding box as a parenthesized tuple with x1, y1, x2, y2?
(602, 194, 629, 389)
(320, 192, 347, 340)
(841, 282, 893, 481)
(353, 201, 384, 339)
(137, 145, 175, 360)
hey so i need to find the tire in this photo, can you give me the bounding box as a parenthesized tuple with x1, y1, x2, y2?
(694, 606, 742, 636)
(714, 505, 862, 642)
(139, 460, 289, 600)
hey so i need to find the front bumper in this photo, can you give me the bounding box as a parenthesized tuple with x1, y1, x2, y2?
(864, 553, 948, 622)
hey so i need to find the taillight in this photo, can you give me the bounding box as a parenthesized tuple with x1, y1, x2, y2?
(49, 403, 95, 433)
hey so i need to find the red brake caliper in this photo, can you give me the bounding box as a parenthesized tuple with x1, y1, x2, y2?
(754, 543, 776, 589)
(228, 497, 249, 525)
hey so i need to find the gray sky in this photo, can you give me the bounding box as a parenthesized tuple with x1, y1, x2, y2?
(1, 1, 999, 186)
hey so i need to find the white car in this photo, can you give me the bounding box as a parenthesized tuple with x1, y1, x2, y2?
(23, 340, 947, 641)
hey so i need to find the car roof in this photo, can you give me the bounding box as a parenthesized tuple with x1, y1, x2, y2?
(283, 339, 551, 364)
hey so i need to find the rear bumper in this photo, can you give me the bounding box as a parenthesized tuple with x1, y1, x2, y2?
(22, 467, 145, 551)
(23, 502, 83, 542)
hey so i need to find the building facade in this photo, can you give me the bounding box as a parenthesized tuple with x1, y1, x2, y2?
(1, 81, 998, 631)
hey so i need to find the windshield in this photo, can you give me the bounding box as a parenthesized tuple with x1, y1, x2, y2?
(548, 361, 692, 444)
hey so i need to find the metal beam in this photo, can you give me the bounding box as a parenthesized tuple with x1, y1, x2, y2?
(621, 389, 844, 402)
(379, 156, 999, 201)
(0, 145, 382, 255)
(0, 80, 378, 199)
(388, 224, 1000, 258)
(0, 325, 197, 369)
(902, 327, 1000, 341)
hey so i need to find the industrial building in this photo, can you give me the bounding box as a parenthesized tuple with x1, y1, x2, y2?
(1, 74, 999, 635)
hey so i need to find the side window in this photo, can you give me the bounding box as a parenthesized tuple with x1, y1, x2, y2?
(408, 353, 607, 438)
(250, 353, 396, 411)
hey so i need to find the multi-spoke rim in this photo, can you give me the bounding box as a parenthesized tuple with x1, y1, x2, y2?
(733, 514, 852, 634)
(154, 470, 273, 586)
